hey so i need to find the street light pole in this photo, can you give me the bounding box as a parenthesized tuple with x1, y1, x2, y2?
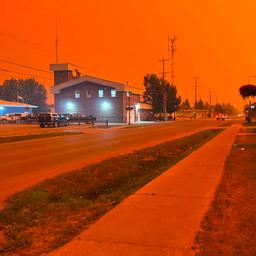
(128, 92, 131, 126)
(126, 81, 131, 126)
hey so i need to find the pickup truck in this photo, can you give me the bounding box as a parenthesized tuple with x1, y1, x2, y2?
(38, 112, 69, 127)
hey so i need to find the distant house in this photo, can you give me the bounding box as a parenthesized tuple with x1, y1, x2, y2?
(50, 63, 153, 123)
(0, 100, 38, 115)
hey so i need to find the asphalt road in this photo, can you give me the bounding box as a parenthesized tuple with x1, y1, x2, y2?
(0, 120, 219, 206)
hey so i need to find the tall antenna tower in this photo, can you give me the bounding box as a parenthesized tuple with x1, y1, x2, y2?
(168, 36, 177, 85)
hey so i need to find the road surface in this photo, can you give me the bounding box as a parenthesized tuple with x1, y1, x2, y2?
(0, 120, 218, 206)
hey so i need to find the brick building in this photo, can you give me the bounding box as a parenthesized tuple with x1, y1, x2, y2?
(50, 63, 152, 123)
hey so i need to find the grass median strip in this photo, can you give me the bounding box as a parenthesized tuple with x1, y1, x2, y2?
(0, 132, 82, 144)
(0, 129, 222, 256)
(193, 128, 256, 256)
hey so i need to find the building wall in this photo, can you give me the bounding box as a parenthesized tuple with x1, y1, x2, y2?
(54, 81, 127, 123)
(54, 70, 74, 85)
(123, 92, 141, 122)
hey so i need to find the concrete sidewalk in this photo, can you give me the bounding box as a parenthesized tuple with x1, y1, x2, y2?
(47, 125, 240, 256)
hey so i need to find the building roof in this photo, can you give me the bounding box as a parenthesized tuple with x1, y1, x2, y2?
(0, 100, 38, 108)
(51, 75, 143, 95)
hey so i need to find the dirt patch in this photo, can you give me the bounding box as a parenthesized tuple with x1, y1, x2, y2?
(0, 129, 221, 256)
(193, 128, 256, 256)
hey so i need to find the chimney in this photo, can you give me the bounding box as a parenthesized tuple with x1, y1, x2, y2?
(50, 63, 77, 85)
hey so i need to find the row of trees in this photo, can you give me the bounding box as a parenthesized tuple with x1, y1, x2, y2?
(143, 74, 181, 114)
(179, 98, 239, 115)
(0, 78, 48, 111)
(143, 74, 239, 116)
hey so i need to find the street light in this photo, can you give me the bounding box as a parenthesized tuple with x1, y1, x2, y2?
(127, 91, 131, 125)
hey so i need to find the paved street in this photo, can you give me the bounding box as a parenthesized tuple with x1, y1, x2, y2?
(0, 120, 218, 206)
(47, 124, 240, 256)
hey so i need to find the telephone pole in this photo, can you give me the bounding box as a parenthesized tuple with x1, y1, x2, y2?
(193, 76, 199, 119)
(159, 58, 169, 120)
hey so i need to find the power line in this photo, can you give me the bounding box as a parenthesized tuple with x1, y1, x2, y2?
(125, 84, 144, 93)
(0, 29, 53, 56)
(0, 68, 53, 81)
(6, 0, 55, 20)
(0, 59, 51, 74)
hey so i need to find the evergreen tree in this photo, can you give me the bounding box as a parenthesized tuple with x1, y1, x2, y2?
(143, 73, 180, 114)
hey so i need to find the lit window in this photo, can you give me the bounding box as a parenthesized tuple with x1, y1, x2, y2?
(86, 90, 92, 98)
(98, 89, 104, 98)
(75, 90, 80, 98)
(111, 89, 116, 97)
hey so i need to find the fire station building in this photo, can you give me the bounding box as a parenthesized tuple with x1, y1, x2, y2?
(50, 63, 152, 123)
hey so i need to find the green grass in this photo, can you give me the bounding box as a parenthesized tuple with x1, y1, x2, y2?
(0, 129, 222, 256)
(193, 128, 256, 256)
(0, 132, 81, 144)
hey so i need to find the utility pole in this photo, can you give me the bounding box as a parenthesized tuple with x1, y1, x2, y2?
(193, 76, 199, 119)
(159, 58, 169, 121)
(168, 36, 177, 86)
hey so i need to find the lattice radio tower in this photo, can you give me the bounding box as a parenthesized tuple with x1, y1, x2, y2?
(168, 36, 177, 85)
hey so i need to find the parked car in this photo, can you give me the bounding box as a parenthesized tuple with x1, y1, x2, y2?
(61, 113, 96, 124)
(216, 113, 227, 121)
(38, 112, 69, 127)
(0, 113, 22, 121)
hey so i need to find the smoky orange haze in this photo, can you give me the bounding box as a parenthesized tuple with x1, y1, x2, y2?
(1, 0, 256, 110)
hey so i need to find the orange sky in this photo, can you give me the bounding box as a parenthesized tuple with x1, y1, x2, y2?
(1, 0, 256, 110)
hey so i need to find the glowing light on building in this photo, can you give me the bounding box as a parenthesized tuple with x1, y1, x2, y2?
(102, 101, 111, 111)
(66, 102, 75, 112)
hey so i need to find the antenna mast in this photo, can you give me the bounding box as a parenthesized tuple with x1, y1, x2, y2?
(168, 36, 177, 85)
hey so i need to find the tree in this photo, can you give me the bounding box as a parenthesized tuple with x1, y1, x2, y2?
(166, 84, 181, 113)
(214, 102, 238, 115)
(239, 84, 256, 99)
(143, 74, 163, 113)
(214, 103, 224, 114)
(143, 73, 180, 114)
(0, 78, 48, 111)
(196, 98, 205, 110)
(0, 79, 19, 101)
(180, 98, 191, 110)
